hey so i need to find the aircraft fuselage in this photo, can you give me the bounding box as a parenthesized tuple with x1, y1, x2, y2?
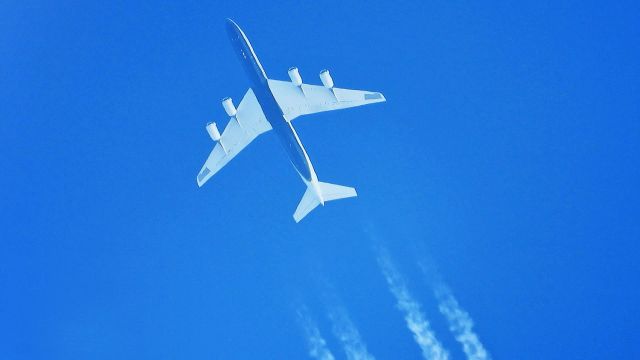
(225, 19, 317, 183)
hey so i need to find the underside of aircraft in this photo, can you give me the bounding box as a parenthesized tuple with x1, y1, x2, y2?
(197, 19, 385, 222)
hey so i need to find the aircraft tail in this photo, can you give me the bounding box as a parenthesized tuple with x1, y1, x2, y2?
(293, 181, 357, 223)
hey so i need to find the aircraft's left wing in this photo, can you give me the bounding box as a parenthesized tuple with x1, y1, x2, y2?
(197, 88, 271, 187)
(267, 79, 385, 121)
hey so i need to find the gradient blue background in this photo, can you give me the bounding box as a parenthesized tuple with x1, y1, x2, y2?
(2, 1, 639, 359)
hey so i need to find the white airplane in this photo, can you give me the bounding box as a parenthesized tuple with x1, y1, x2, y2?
(197, 19, 386, 222)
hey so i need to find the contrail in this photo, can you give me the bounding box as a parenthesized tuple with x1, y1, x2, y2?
(297, 307, 336, 360)
(328, 306, 376, 360)
(434, 284, 491, 360)
(377, 249, 449, 360)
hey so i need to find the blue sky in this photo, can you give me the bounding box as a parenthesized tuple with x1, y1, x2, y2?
(2, 1, 639, 358)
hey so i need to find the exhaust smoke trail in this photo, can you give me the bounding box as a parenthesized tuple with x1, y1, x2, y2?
(377, 249, 449, 360)
(297, 307, 336, 360)
(434, 284, 491, 360)
(328, 306, 376, 360)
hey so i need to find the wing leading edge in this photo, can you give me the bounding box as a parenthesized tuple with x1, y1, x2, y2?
(197, 88, 271, 187)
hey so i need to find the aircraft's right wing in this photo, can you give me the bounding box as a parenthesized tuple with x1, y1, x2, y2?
(197, 88, 271, 187)
(267, 79, 386, 122)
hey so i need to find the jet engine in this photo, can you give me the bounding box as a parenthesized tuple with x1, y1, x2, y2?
(206, 122, 221, 141)
(288, 67, 303, 86)
(222, 97, 237, 117)
(319, 69, 334, 89)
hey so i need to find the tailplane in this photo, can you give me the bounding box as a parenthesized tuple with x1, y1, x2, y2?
(293, 181, 357, 223)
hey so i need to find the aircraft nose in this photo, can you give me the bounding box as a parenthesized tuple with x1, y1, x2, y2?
(225, 18, 240, 35)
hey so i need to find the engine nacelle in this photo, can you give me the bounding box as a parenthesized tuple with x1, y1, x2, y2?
(319, 69, 334, 89)
(222, 97, 237, 117)
(206, 122, 221, 141)
(288, 67, 303, 86)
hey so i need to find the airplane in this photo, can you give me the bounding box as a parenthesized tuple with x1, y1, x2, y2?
(197, 19, 386, 222)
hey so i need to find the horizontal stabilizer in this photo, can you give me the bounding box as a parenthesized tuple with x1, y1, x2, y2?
(293, 186, 321, 223)
(293, 181, 357, 223)
(317, 182, 357, 201)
